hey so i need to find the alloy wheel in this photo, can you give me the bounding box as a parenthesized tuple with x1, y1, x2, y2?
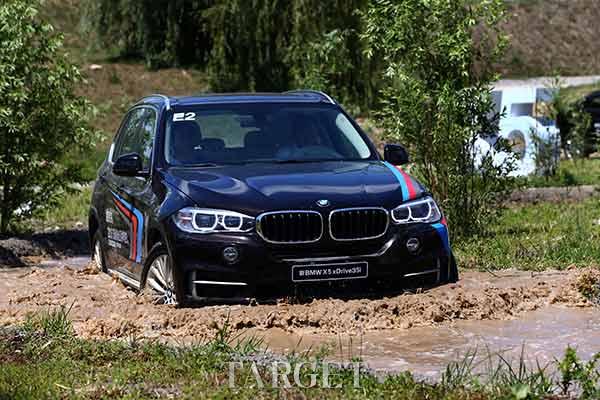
(93, 240, 104, 271)
(146, 254, 177, 305)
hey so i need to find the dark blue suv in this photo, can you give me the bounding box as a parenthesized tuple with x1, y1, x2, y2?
(89, 91, 457, 305)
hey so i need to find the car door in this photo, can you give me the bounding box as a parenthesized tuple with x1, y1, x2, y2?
(120, 107, 158, 282)
(102, 107, 155, 284)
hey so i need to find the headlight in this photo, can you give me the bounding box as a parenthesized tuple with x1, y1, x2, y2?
(173, 207, 255, 233)
(391, 196, 442, 224)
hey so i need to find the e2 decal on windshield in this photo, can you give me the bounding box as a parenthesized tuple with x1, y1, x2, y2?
(173, 112, 196, 122)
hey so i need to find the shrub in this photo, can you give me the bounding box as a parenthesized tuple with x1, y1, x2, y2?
(558, 346, 600, 398)
(0, 0, 97, 234)
(530, 128, 560, 178)
(362, 0, 514, 239)
(553, 86, 594, 159)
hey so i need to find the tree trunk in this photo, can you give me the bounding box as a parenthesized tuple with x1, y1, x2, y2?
(0, 175, 10, 235)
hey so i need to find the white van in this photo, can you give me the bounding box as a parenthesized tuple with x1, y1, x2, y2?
(489, 86, 560, 176)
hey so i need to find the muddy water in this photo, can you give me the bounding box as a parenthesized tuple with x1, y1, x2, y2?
(39, 257, 90, 269)
(254, 306, 600, 379)
(1, 257, 599, 380)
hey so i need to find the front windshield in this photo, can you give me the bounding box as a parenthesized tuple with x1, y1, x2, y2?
(164, 103, 373, 165)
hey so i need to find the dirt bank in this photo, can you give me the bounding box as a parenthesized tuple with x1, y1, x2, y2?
(509, 185, 599, 204)
(0, 230, 89, 267)
(0, 260, 596, 342)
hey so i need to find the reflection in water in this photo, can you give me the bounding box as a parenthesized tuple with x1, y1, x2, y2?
(254, 306, 600, 380)
(39, 257, 90, 269)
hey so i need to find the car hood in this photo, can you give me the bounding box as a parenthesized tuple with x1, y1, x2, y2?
(161, 161, 426, 216)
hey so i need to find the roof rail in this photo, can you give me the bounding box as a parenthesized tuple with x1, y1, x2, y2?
(143, 93, 171, 110)
(284, 90, 336, 104)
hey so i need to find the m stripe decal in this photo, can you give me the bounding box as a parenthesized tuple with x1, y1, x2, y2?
(111, 191, 144, 263)
(383, 161, 417, 201)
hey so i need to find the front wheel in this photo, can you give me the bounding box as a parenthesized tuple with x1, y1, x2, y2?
(142, 244, 183, 306)
(440, 253, 459, 284)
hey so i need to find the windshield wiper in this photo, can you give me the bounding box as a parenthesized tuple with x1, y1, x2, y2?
(180, 162, 219, 168)
(274, 159, 340, 164)
(217, 159, 322, 165)
(179, 159, 343, 167)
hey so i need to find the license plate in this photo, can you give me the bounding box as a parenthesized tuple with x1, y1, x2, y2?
(292, 262, 368, 282)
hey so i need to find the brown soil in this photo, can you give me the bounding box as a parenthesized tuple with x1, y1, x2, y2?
(78, 63, 208, 135)
(509, 185, 600, 204)
(499, 0, 600, 77)
(0, 230, 89, 267)
(0, 262, 595, 342)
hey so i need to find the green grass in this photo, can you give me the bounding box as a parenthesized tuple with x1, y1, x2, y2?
(524, 158, 600, 188)
(1, 308, 599, 399)
(35, 186, 92, 230)
(455, 198, 600, 271)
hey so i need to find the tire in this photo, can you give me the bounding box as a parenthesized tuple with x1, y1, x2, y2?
(441, 253, 459, 284)
(91, 231, 107, 273)
(142, 243, 184, 306)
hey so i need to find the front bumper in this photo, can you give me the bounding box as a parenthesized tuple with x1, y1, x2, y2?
(164, 220, 452, 301)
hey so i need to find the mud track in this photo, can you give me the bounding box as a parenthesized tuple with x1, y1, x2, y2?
(0, 260, 596, 342)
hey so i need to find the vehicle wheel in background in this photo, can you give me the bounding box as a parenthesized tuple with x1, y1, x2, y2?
(440, 253, 459, 284)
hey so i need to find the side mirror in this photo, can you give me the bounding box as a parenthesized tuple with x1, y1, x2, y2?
(384, 144, 409, 165)
(113, 153, 144, 177)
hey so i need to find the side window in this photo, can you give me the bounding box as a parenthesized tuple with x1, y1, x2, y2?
(334, 113, 370, 158)
(138, 109, 156, 168)
(112, 108, 157, 169)
(510, 103, 533, 117)
(112, 110, 141, 162)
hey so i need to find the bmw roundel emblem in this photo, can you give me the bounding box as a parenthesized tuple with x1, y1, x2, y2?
(316, 199, 330, 208)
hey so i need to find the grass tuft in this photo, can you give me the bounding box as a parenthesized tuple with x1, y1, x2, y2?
(23, 303, 74, 340)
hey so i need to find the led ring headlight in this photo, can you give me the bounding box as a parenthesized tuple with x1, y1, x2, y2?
(173, 207, 255, 234)
(391, 196, 442, 224)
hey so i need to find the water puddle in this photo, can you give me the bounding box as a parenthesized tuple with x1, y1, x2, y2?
(39, 256, 90, 269)
(2, 257, 598, 381)
(253, 306, 600, 379)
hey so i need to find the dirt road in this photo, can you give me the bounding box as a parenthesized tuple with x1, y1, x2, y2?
(0, 259, 596, 342)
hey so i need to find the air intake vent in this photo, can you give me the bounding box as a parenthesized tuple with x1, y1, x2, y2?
(257, 211, 323, 244)
(329, 208, 389, 241)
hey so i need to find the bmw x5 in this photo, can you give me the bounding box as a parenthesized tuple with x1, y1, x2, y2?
(89, 91, 458, 305)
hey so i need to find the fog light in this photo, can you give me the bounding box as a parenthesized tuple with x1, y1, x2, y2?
(406, 237, 421, 254)
(223, 246, 240, 264)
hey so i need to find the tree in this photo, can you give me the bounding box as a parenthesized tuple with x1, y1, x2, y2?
(82, 0, 377, 111)
(82, 0, 213, 68)
(0, 0, 96, 234)
(206, 0, 375, 110)
(362, 0, 514, 239)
